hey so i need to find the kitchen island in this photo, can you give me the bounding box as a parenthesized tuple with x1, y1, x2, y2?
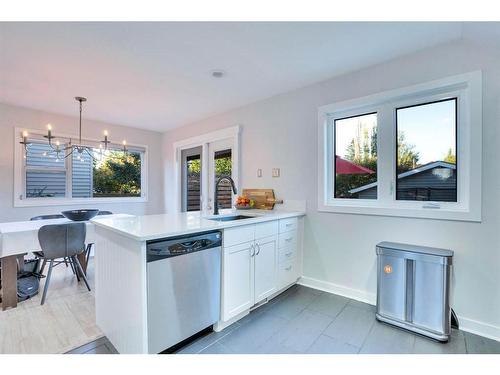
(91, 209, 305, 354)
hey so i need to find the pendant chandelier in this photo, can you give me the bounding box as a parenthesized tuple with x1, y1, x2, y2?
(20, 96, 128, 160)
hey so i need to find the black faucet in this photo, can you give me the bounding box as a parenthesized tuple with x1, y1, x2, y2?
(214, 176, 237, 215)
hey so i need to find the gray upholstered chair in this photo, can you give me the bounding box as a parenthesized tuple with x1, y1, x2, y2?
(30, 214, 65, 221)
(37, 223, 91, 305)
(31, 214, 71, 269)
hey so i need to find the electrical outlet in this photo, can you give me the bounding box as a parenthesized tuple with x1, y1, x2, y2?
(257, 169, 262, 177)
(272, 168, 280, 177)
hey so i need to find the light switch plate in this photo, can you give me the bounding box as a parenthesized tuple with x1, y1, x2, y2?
(257, 169, 262, 177)
(272, 168, 280, 177)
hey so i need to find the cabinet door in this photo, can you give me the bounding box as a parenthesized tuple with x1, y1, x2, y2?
(222, 242, 255, 321)
(254, 236, 278, 303)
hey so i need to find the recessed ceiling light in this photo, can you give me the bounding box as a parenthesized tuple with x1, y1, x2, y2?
(211, 70, 225, 78)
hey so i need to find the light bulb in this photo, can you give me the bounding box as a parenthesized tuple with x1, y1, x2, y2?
(22, 131, 28, 138)
(47, 124, 52, 131)
(56, 140, 60, 146)
(104, 130, 108, 136)
(122, 140, 127, 146)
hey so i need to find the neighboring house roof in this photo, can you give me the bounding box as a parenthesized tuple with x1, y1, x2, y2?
(348, 161, 456, 194)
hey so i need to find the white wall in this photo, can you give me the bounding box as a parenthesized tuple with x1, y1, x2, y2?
(0, 103, 164, 221)
(162, 40, 500, 340)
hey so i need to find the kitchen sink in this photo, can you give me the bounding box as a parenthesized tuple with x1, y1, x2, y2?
(206, 215, 255, 222)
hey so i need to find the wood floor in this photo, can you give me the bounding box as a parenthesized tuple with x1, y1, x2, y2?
(0, 258, 102, 354)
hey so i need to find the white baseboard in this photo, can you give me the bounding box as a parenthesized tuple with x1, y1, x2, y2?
(458, 316, 500, 342)
(298, 276, 500, 342)
(298, 276, 376, 306)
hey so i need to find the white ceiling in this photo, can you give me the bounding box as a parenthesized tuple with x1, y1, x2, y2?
(0, 22, 467, 132)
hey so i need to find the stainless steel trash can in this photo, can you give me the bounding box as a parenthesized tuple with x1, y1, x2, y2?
(376, 241, 454, 341)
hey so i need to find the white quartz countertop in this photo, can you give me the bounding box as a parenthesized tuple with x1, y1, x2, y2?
(91, 209, 305, 241)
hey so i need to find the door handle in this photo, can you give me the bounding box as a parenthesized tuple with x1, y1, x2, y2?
(250, 244, 255, 257)
(255, 243, 261, 256)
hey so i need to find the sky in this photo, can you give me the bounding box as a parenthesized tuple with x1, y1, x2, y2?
(335, 113, 377, 159)
(397, 99, 456, 164)
(335, 99, 456, 165)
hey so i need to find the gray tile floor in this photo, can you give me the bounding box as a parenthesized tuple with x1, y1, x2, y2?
(176, 285, 500, 354)
(67, 285, 500, 354)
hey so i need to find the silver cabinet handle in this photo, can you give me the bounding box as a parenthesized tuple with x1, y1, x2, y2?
(285, 223, 293, 227)
(255, 243, 261, 256)
(285, 237, 292, 242)
(250, 244, 255, 257)
(285, 252, 293, 257)
(285, 266, 292, 271)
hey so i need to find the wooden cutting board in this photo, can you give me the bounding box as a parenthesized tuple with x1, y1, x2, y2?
(242, 188, 281, 210)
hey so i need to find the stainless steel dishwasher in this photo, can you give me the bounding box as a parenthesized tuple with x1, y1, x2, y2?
(146, 231, 222, 353)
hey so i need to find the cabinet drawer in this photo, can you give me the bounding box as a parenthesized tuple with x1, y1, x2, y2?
(224, 225, 254, 247)
(279, 217, 297, 233)
(278, 231, 297, 249)
(278, 258, 298, 289)
(255, 220, 278, 240)
(278, 246, 295, 264)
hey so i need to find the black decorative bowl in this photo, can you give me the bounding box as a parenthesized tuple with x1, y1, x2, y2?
(61, 209, 99, 221)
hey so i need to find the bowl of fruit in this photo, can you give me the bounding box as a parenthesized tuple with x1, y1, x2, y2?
(235, 196, 254, 210)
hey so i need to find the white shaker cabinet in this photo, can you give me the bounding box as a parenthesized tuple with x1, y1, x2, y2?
(222, 221, 278, 322)
(254, 235, 278, 302)
(221, 217, 301, 324)
(222, 241, 255, 319)
(277, 217, 300, 290)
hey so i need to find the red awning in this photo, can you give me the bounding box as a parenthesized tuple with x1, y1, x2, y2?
(335, 156, 375, 175)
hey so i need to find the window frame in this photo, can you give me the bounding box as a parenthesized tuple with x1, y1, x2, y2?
(318, 71, 482, 222)
(14, 127, 148, 207)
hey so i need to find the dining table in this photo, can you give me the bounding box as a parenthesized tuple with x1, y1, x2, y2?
(0, 214, 131, 310)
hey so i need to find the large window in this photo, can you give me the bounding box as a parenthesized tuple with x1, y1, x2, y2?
(318, 72, 482, 221)
(17, 134, 146, 206)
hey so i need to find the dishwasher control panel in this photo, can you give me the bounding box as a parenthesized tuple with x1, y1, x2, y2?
(146, 231, 222, 262)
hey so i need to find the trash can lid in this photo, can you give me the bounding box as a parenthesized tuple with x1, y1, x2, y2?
(376, 241, 453, 257)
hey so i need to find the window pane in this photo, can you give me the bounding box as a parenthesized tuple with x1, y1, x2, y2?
(334, 113, 378, 199)
(72, 151, 93, 198)
(396, 99, 457, 202)
(214, 149, 232, 209)
(92, 150, 142, 197)
(26, 170, 66, 198)
(25, 142, 66, 198)
(183, 149, 202, 212)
